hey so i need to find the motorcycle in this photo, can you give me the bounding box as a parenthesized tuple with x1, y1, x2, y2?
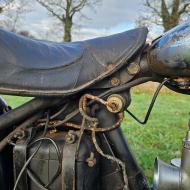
(0, 20, 189, 190)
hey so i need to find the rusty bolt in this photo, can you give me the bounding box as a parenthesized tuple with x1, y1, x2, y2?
(65, 130, 77, 144)
(110, 77, 120, 87)
(106, 94, 126, 113)
(86, 152, 96, 167)
(127, 62, 140, 75)
(13, 130, 26, 139)
(49, 129, 57, 135)
(109, 102, 118, 112)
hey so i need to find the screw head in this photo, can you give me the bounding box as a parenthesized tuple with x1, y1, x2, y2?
(106, 94, 126, 113)
(127, 62, 140, 75)
(110, 77, 120, 87)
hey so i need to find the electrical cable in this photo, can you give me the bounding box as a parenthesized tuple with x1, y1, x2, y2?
(50, 103, 69, 119)
(13, 112, 50, 190)
(38, 103, 69, 123)
(52, 109, 80, 127)
(13, 77, 159, 190)
(44, 77, 154, 127)
(27, 169, 48, 190)
(126, 78, 169, 125)
(38, 77, 164, 130)
(27, 137, 61, 188)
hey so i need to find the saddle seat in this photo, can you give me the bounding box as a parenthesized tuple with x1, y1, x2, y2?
(0, 27, 148, 96)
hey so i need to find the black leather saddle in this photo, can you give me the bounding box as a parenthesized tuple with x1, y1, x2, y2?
(0, 27, 148, 96)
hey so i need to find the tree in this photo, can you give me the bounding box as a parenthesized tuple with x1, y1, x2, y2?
(0, 0, 31, 32)
(0, 0, 14, 13)
(18, 30, 34, 38)
(144, 0, 190, 31)
(36, 0, 100, 42)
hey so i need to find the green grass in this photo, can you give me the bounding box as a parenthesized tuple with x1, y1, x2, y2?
(1, 93, 190, 183)
(122, 93, 190, 182)
(1, 95, 31, 108)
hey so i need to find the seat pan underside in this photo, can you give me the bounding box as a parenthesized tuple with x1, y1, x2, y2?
(0, 27, 148, 96)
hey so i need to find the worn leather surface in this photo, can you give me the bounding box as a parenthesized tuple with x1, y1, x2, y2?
(0, 27, 148, 96)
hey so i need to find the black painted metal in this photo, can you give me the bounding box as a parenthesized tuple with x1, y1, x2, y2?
(1, 21, 190, 190)
(95, 107, 150, 190)
(0, 97, 14, 190)
(0, 98, 61, 131)
(98, 134, 126, 190)
(148, 21, 190, 77)
(14, 131, 100, 190)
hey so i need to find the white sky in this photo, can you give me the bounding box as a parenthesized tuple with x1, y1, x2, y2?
(5, 0, 164, 41)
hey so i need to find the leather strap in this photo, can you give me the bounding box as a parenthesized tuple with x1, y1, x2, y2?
(14, 140, 28, 190)
(62, 133, 78, 190)
(14, 127, 37, 190)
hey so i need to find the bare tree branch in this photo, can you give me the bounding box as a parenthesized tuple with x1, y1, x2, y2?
(145, 0, 162, 16)
(143, 0, 190, 32)
(36, 0, 101, 42)
(178, 3, 190, 15)
(0, 0, 32, 32)
(36, 0, 64, 21)
(0, 0, 14, 13)
(71, 0, 87, 16)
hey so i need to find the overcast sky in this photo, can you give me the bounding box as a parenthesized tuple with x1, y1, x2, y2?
(18, 0, 161, 41)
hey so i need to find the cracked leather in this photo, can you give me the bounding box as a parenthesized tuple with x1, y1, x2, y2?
(0, 27, 148, 97)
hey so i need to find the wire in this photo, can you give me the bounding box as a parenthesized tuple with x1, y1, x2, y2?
(36, 77, 163, 132)
(13, 138, 44, 190)
(99, 77, 153, 99)
(13, 112, 50, 190)
(126, 78, 169, 125)
(40, 77, 154, 128)
(27, 169, 48, 190)
(13, 77, 156, 190)
(50, 103, 69, 119)
(92, 130, 128, 188)
(38, 103, 69, 123)
(28, 137, 62, 188)
(51, 109, 80, 127)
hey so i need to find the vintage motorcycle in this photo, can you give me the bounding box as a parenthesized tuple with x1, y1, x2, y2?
(0, 20, 189, 190)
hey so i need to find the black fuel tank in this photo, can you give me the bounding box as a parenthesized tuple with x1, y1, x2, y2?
(148, 21, 190, 77)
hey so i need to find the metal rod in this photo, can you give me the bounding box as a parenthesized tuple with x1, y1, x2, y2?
(95, 108, 150, 190)
(0, 112, 43, 152)
(0, 97, 62, 131)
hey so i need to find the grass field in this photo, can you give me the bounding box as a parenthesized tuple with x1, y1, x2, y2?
(1, 88, 190, 183)
(122, 92, 190, 182)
